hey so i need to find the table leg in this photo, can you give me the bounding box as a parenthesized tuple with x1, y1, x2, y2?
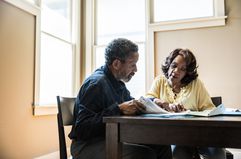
(106, 123, 121, 159)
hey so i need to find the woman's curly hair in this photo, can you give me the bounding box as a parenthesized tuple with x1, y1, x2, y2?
(162, 48, 198, 85)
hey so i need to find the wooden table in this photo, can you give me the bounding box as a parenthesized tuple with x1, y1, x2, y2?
(103, 115, 241, 159)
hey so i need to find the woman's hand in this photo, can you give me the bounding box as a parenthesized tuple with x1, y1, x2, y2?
(154, 98, 171, 111)
(154, 98, 186, 112)
(169, 103, 186, 112)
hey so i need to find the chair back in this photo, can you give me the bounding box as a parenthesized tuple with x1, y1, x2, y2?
(57, 96, 76, 159)
(211, 96, 222, 106)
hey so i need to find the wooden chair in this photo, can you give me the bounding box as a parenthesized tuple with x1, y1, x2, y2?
(193, 97, 233, 159)
(57, 96, 76, 159)
(211, 96, 222, 107)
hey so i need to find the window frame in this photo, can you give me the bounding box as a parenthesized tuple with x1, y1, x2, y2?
(35, 0, 80, 116)
(4, 0, 80, 116)
(90, 0, 147, 98)
(146, 0, 227, 90)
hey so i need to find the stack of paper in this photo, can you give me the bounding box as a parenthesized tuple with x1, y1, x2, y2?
(139, 96, 241, 117)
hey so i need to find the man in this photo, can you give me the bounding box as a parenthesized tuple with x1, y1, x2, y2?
(69, 38, 172, 159)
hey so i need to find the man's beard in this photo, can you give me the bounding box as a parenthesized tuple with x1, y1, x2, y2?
(121, 72, 135, 83)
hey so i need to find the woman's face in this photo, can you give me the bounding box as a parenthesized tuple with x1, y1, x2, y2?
(167, 55, 187, 85)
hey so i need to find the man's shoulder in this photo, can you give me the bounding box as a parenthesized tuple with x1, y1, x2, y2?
(84, 71, 107, 86)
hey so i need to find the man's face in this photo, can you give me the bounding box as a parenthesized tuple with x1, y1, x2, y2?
(116, 52, 139, 82)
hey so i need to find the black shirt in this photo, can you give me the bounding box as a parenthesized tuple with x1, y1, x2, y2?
(69, 65, 133, 141)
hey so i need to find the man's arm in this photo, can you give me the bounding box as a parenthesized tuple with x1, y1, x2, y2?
(73, 102, 120, 140)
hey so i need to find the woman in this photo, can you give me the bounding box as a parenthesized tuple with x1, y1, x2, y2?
(146, 48, 226, 159)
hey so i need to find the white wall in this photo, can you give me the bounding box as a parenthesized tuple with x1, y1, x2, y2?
(154, 0, 241, 109)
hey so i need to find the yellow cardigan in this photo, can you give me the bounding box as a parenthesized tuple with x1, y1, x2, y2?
(146, 75, 214, 111)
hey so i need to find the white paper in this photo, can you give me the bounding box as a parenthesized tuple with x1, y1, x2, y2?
(139, 96, 170, 114)
(187, 104, 225, 117)
(138, 97, 238, 117)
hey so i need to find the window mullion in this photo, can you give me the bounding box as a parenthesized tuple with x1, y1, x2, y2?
(41, 31, 73, 45)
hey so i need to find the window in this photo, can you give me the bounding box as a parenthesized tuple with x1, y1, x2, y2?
(6, 0, 80, 115)
(23, 0, 37, 5)
(146, 0, 226, 90)
(36, 0, 80, 108)
(38, 0, 73, 105)
(93, 0, 146, 98)
(149, 0, 226, 30)
(153, 0, 213, 22)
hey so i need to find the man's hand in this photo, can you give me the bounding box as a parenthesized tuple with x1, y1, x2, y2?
(154, 98, 186, 112)
(119, 99, 146, 115)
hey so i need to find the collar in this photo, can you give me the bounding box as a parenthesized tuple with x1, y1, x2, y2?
(103, 65, 126, 90)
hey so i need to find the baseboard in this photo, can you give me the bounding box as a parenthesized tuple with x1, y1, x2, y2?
(34, 151, 59, 159)
(34, 148, 71, 159)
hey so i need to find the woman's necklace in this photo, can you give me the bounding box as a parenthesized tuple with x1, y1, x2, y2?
(166, 81, 187, 103)
(172, 87, 180, 100)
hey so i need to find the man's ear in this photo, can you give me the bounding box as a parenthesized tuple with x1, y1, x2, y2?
(112, 59, 121, 70)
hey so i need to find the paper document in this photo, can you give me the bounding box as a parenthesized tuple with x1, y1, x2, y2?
(187, 104, 241, 116)
(139, 96, 189, 115)
(139, 96, 170, 114)
(139, 97, 241, 117)
(223, 107, 241, 116)
(187, 104, 225, 117)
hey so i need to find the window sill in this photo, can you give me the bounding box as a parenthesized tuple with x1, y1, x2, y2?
(33, 105, 58, 116)
(149, 16, 227, 32)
